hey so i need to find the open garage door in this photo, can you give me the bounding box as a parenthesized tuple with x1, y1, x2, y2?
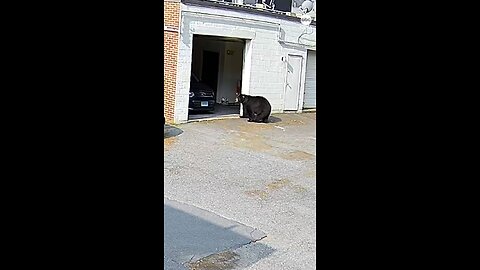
(303, 50, 316, 109)
(188, 35, 246, 121)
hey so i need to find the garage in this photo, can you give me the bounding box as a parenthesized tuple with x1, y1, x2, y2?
(188, 35, 246, 121)
(303, 50, 316, 109)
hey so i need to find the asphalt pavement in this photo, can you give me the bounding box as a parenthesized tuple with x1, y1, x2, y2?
(164, 113, 316, 270)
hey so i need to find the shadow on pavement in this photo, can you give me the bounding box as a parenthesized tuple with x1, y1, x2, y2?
(164, 125, 183, 139)
(164, 199, 275, 270)
(268, 116, 282, 123)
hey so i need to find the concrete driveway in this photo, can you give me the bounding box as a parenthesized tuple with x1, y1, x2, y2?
(164, 113, 316, 270)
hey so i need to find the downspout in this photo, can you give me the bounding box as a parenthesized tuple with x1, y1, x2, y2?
(277, 26, 315, 49)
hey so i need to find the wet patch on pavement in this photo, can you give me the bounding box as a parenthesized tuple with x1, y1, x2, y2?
(188, 251, 239, 270)
(245, 178, 309, 201)
(164, 125, 183, 151)
(278, 150, 315, 161)
(229, 132, 273, 153)
(164, 125, 183, 139)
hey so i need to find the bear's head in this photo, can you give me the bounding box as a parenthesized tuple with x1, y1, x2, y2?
(236, 94, 249, 104)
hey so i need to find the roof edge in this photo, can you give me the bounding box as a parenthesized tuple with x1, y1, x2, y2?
(180, 0, 316, 26)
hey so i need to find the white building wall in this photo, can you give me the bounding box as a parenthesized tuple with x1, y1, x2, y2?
(174, 3, 316, 123)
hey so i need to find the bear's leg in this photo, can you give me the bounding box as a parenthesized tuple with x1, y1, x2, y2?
(253, 112, 265, 123)
(246, 107, 255, 122)
(256, 108, 270, 123)
(251, 113, 261, 122)
(261, 112, 270, 123)
(251, 109, 267, 123)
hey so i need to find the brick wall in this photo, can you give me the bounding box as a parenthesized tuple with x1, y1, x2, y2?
(164, 0, 180, 123)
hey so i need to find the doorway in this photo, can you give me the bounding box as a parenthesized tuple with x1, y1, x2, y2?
(284, 54, 303, 111)
(188, 35, 246, 121)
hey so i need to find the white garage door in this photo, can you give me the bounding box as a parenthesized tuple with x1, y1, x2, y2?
(303, 50, 316, 109)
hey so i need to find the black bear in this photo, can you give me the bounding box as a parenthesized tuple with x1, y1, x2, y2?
(237, 94, 271, 123)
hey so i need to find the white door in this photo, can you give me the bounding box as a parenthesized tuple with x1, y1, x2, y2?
(303, 50, 316, 109)
(284, 55, 303, 111)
